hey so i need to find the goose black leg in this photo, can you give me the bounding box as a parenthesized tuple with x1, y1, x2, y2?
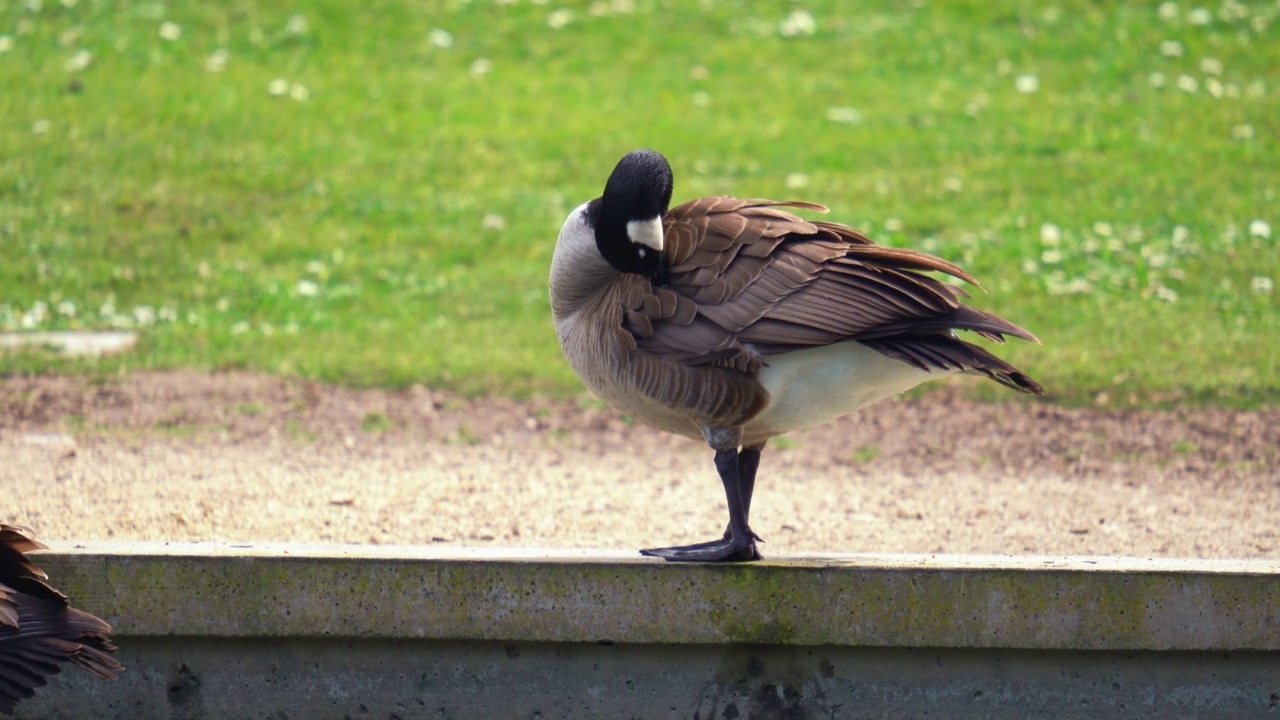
(640, 446, 763, 562)
(646, 445, 764, 553)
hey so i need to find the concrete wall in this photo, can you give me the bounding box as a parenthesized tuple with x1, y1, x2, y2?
(15, 544, 1280, 719)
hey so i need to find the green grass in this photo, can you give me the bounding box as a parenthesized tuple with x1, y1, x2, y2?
(1, 0, 1276, 407)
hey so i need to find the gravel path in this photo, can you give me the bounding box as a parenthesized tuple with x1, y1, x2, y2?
(2, 372, 1276, 558)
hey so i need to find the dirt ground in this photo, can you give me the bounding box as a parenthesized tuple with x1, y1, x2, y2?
(1, 371, 1276, 559)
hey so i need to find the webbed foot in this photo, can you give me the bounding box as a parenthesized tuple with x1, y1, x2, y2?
(640, 533, 762, 562)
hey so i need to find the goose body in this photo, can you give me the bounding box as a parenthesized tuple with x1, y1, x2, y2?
(550, 150, 1043, 561)
(0, 524, 122, 712)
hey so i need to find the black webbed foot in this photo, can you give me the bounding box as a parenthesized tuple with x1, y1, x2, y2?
(640, 533, 762, 563)
(640, 444, 766, 562)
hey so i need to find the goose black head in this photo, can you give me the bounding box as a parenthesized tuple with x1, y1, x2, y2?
(589, 149, 673, 285)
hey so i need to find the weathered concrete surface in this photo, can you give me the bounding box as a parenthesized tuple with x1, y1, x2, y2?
(14, 639, 1280, 719)
(15, 545, 1280, 719)
(32, 544, 1280, 650)
(0, 330, 137, 356)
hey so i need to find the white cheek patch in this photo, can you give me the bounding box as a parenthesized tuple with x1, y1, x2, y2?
(626, 216, 664, 253)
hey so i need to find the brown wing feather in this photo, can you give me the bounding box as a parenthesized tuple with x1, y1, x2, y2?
(0, 524, 122, 712)
(620, 196, 1041, 393)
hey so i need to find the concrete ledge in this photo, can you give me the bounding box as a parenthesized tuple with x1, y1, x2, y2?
(32, 544, 1280, 650)
(16, 546, 1280, 719)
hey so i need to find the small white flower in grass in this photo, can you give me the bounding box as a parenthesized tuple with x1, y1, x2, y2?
(158, 306, 177, 323)
(546, 9, 573, 29)
(306, 260, 326, 275)
(785, 173, 809, 189)
(99, 301, 115, 317)
(1041, 249, 1063, 264)
(1047, 277, 1094, 296)
(32, 119, 49, 134)
(1148, 72, 1166, 88)
(1040, 223, 1062, 245)
(1021, 259, 1039, 275)
(286, 15, 309, 36)
(469, 58, 492, 78)
(1199, 57, 1223, 75)
(1092, 221, 1113, 237)
(1188, 7, 1211, 25)
(688, 65, 709, 80)
(1248, 219, 1271, 239)
(206, 48, 228, 72)
(995, 59, 1013, 76)
(1153, 285, 1179, 303)
(64, 49, 92, 72)
(943, 177, 963, 193)
(1160, 40, 1184, 57)
(22, 302, 48, 329)
(1014, 75, 1039, 94)
(158, 22, 181, 41)
(133, 306, 156, 327)
(1251, 276, 1274, 294)
(481, 213, 505, 231)
(1205, 78, 1223, 98)
(1158, 2, 1178, 21)
(57, 301, 76, 317)
(284, 322, 300, 335)
(779, 10, 817, 38)
(59, 27, 83, 48)
(215, 297, 230, 312)
(883, 218, 904, 233)
(1176, 74, 1197, 92)
(427, 29, 453, 49)
(1231, 124, 1254, 141)
(1172, 225, 1190, 245)
(260, 323, 274, 337)
(230, 321, 250, 335)
(296, 279, 320, 297)
(611, 0, 635, 14)
(825, 106, 861, 124)
(288, 82, 309, 101)
(0, 35, 13, 53)
(1143, 247, 1169, 268)
(186, 311, 202, 325)
(267, 78, 289, 96)
(692, 91, 710, 107)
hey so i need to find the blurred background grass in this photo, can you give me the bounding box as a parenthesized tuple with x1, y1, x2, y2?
(1, 0, 1275, 407)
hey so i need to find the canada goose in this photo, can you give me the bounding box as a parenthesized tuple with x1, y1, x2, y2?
(550, 149, 1043, 562)
(0, 524, 122, 711)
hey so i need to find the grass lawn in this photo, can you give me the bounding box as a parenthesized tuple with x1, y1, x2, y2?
(1, 0, 1276, 407)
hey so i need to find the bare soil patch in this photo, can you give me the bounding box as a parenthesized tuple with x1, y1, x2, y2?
(2, 371, 1276, 558)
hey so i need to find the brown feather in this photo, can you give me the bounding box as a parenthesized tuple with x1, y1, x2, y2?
(609, 196, 1041, 394)
(0, 524, 122, 712)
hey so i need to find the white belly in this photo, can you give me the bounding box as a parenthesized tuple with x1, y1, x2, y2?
(746, 342, 942, 438)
